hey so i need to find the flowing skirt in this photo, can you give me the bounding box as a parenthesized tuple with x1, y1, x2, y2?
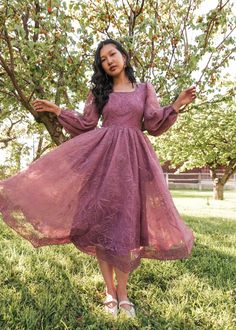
(0, 126, 194, 272)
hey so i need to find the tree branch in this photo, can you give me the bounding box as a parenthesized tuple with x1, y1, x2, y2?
(21, 6, 30, 40)
(33, 0, 40, 42)
(159, 0, 193, 91)
(221, 159, 236, 184)
(121, 0, 129, 18)
(33, 138, 54, 160)
(3, 26, 15, 71)
(0, 54, 35, 113)
(196, 25, 236, 88)
(0, 137, 17, 148)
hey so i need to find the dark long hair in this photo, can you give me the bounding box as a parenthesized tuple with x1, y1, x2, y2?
(90, 39, 136, 116)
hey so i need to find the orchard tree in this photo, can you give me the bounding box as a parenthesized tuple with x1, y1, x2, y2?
(154, 79, 236, 200)
(0, 0, 235, 178)
(0, 0, 95, 147)
(0, 0, 99, 175)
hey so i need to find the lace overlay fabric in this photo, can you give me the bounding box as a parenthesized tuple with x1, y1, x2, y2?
(0, 82, 195, 272)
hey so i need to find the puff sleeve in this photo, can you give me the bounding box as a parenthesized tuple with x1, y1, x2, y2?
(57, 90, 99, 138)
(142, 82, 178, 136)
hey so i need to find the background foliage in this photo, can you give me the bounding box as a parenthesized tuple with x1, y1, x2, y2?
(0, 0, 235, 197)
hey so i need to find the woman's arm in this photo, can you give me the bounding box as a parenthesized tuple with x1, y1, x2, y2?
(142, 82, 178, 136)
(33, 91, 100, 138)
(142, 82, 196, 136)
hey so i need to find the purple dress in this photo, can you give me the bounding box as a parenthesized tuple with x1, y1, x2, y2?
(0, 82, 195, 272)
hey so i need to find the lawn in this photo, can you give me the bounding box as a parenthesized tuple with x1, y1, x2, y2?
(0, 189, 235, 329)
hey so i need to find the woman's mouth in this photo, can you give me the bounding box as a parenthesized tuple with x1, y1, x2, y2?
(110, 66, 117, 71)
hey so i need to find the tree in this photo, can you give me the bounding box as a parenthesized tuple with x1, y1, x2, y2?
(154, 79, 236, 200)
(0, 0, 235, 180)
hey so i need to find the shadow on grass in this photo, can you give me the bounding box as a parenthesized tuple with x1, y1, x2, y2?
(184, 214, 236, 234)
(127, 213, 236, 329)
(0, 241, 132, 329)
(132, 213, 235, 298)
(0, 213, 235, 329)
(181, 214, 235, 288)
(0, 248, 87, 329)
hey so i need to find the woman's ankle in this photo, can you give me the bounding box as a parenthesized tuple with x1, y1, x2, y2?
(116, 285, 128, 300)
(106, 286, 117, 298)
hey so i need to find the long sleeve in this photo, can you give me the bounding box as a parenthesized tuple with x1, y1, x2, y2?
(57, 90, 99, 138)
(142, 82, 178, 136)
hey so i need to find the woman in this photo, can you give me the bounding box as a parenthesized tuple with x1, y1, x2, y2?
(0, 39, 196, 318)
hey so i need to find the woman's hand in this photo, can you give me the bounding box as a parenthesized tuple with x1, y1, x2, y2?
(172, 86, 196, 113)
(32, 99, 61, 116)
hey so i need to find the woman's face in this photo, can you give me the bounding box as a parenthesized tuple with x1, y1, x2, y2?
(100, 43, 126, 77)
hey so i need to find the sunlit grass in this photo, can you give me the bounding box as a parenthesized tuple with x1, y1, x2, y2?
(0, 189, 235, 329)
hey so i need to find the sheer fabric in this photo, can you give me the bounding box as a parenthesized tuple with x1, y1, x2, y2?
(0, 82, 194, 272)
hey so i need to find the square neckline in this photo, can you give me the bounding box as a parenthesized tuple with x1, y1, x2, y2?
(111, 82, 139, 94)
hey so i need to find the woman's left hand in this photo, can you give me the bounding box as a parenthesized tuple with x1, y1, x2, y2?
(172, 86, 196, 113)
(177, 86, 197, 106)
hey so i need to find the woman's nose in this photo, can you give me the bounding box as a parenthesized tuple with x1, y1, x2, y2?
(107, 57, 113, 64)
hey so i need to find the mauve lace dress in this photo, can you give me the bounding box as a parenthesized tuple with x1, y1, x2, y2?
(0, 82, 195, 272)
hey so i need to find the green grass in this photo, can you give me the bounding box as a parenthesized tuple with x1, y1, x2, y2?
(0, 189, 235, 329)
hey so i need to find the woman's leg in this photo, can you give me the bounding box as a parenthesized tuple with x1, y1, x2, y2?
(97, 257, 117, 306)
(114, 267, 132, 310)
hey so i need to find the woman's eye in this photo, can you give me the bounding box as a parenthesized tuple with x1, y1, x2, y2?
(101, 53, 116, 62)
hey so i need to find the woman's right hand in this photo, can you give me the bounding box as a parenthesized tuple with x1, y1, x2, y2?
(32, 99, 61, 116)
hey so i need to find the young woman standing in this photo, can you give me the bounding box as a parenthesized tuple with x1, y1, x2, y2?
(0, 39, 196, 318)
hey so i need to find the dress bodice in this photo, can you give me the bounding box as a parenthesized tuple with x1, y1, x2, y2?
(57, 81, 178, 138)
(101, 83, 145, 130)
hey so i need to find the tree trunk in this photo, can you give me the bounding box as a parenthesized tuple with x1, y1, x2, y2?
(209, 163, 236, 200)
(209, 168, 225, 200)
(213, 180, 224, 200)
